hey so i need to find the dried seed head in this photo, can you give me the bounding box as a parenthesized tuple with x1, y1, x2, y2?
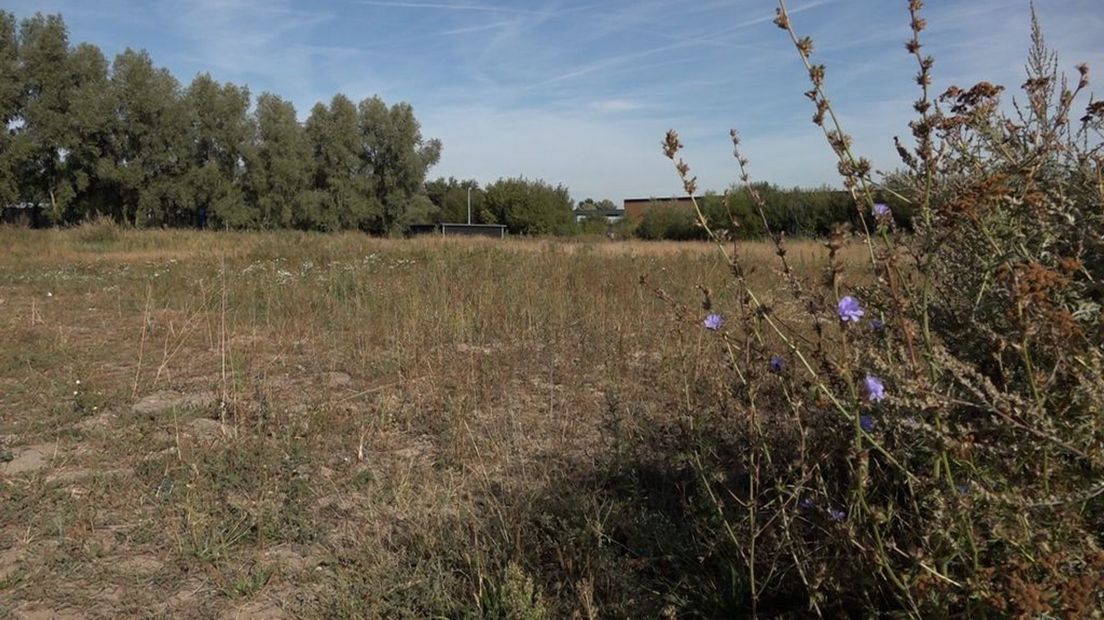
(894, 136, 918, 168)
(1076, 63, 1089, 89)
(797, 36, 814, 58)
(826, 130, 852, 152)
(1081, 100, 1104, 123)
(809, 64, 826, 85)
(855, 157, 872, 177)
(813, 98, 828, 124)
(773, 7, 789, 29)
(662, 129, 683, 159)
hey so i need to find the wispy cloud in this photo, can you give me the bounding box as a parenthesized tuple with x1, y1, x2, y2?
(589, 99, 643, 112)
(356, 1, 548, 15)
(437, 21, 514, 35)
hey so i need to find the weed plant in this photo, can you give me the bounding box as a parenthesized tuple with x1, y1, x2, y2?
(643, 0, 1104, 615)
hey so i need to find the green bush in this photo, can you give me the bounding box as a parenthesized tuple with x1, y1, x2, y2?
(635, 204, 706, 240)
(484, 176, 575, 236)
(576, 213, 611, 236)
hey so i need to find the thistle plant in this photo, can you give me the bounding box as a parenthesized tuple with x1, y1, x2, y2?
(659, 0, 1104, 615)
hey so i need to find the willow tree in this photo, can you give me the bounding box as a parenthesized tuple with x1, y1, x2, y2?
(0, 11, 19, 206)
(102, 48, 188, 226)
(244, 93, 311, 229)
(181, 73, 252, 228)
(302, 94, 375, 231)
(356, 96, 441, 234)
(14, 13, 71, 220)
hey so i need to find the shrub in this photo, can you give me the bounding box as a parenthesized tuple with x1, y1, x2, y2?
(75, 214, 123, 246)
(484, 177, 575, 236)
(635, 204, 706, 240)
(641, 2, 1104, 616)
(576, 213, 611, 236)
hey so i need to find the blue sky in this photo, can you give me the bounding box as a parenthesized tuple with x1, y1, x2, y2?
(4, 0, 1102, 202)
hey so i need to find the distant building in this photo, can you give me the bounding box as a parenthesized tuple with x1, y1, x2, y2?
(1, 202, 46, 228)
(407, 223, 507, 239)
(573, 207, 624, 223)
(623, 196, 702, 222)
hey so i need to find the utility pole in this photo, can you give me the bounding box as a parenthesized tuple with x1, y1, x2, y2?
(467, 186, 472, 225)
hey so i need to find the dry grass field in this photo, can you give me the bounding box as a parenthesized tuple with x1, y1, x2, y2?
(0, 225, 869, 617)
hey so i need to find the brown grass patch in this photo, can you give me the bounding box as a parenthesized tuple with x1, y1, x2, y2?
(0, 228, 867, 616)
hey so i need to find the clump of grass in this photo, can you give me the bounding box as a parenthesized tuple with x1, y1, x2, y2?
(74, 214, 123, 247)
(628, 0, 1104, 616)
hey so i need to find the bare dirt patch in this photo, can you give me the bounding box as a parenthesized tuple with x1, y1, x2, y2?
(112, 554, 166, 575)
(219, 598, 288, 619)
(1, 444, 55, 476)
(10, 604, 87, 620)
(132, 390, 217, 416)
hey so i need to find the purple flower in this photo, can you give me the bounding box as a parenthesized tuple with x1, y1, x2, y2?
(870, 318, 885, 332)
(872, 203, 891, 218)
(837, 296, 865, 323)
(865, 374, 886, 403)
(770, 355, 785, 373)
(703, 313, 724, 331)
(798, 498, 815, 510)
(827, 507, 847, 522)
(860, 415, 874, 432)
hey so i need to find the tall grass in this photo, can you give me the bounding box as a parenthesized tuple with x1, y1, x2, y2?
(4, 230, 849, 616)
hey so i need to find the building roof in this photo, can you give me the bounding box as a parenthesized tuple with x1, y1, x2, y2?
(573, 208, 624, 217)
(622, 196, 702, 204)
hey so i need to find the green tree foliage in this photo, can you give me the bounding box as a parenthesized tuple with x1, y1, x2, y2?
(102, 48, 189, 226)
(181, 73, 252, 228)
(1, 11, 443, 233)
(245, 93, 311, 229)
(576, 213, 612, 235)
(636, 204, 705, 240)
(357, 97, 442, 235)
(634, 185, 913, 240)
(61, 42, 114, 220)
(577, 197, 617, 212)
(13, 13, 72, 220)
(484, 177, 574, 235)
(0, 11, 20, 206)
(425, 177, 491, 224)
(302, 95, 375, 231)
(10, 14, 115, 223)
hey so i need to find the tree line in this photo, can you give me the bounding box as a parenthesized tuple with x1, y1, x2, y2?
(425, 176, 576, 235)
(1, 12, 903, 239)
(635, 183, 915, 240)
(0, 12, 442, 234)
